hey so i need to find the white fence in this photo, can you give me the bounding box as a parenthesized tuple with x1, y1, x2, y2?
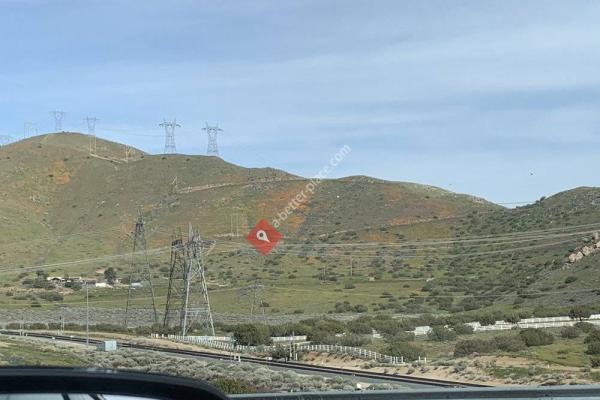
(295, 344, 408, 365)
(413, 314, 600, 336)
(153, 334, 406, 364)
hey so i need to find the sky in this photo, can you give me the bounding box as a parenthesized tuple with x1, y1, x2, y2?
(1, 0, 599, 205)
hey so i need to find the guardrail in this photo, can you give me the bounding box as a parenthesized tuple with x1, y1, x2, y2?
(153, 334, 408, 364)
(413, 314, 600, 336)
(230, 385, 600, 400)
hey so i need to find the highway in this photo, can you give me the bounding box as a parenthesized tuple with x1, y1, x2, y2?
(0, 331, 489, 389)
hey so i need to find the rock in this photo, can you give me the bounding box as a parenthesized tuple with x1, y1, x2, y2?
(582, 246, 593, 256)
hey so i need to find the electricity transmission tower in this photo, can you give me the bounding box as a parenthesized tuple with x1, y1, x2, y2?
(50, 111, 65, 132)
(238, 281, 266, 316)
(160, 119, 180, 154)
(85, 117, 98, 154)
(124, 209, 159, 328)
(163, 225, 215, 336)
(23, 122, 37, 139)
(0, 135, 14, 147)
(202, 123, 223, 156)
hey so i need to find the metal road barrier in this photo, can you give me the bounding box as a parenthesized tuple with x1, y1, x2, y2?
(230, 385, 600, 400)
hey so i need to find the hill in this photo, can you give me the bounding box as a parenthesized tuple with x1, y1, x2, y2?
(0, 132, 598, 320)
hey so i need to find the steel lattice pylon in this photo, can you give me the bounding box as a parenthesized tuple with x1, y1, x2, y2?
(160, 119, 180, 154)
(202, 123, 222, 157)
(163, 224, 215, 336)
(124, 209, 159, 328)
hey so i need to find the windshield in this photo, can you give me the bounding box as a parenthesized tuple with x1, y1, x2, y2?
(1, 0, 600, 396)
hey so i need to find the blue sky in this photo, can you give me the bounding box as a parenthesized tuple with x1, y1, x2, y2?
(1, 0, 599, 205)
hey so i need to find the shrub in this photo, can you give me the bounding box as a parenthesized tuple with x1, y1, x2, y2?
(386, 342, 425, 361)
(212, 378, 256, 394)
(504, 314, 521, 324)
(477, 314, 496, 326)
(564, 276, 578, 284)
(346, 321, 372, 334)
(584, 330, 600, 344)
(575, 322, 597, 333)
(427, 326, 457, 342)
(452, 324, 474, 335)
(590, 357, 600, 368)
(560, 326, 581, 339)
(232, 324, 271, 346)
(454, 339, 497, 357)
(269, 345, 288, 360)
(519, 328, 554, 347)
(39, 292, 64, 302)
(494, 335, 526, 352)
(586, 342, 600, 355)
(387, 331, 415, 342)
(569, 306, 592, 321)
(340, 334, 371, 347)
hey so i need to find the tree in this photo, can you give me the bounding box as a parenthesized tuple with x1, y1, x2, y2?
(569, 306, 592, 321)
(232, 323, 271, 346)
(427, 325, 457, 342)
(104, 267, 118, 285)
(519, 328, 554, 347)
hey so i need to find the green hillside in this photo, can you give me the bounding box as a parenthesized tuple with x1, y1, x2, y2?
(0, 132, 598, 319)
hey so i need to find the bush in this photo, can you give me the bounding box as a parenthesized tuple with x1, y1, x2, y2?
(452, 324, 474, 335)
(38, 292, 64, 302)
(494, 335, 526, 352)
(232, 324, 271, 346)
(560, 326, 581, 339)
(519, 328, 554, 347)
(564, 276, 578, 284)
(454, 339, 497, 357)
(27, 323, 48, 330)
(587, 342, 600, 355)
(584, 330, 600, 344)
(569, 306, 592, 321)
(340, 334, 371, 347)
(575, 322, 597, 333)
(387, 331, 415, 342)
(269, 345, 288, 360)
(477, 314, 496, 326)
(386, 342, 425, 361)
(212, 377, 256, 394)
(427, 326, 457, 342)
(590, 357, 600, 368)
(346, 321, 372, 334)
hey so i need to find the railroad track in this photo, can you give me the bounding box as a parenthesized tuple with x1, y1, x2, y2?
(0, 331, 489, 388)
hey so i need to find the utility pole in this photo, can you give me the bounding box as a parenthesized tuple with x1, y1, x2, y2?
(85, 282, 89, 345)
(50, 111, 65, 132)
(85, 117, 98, 154)
(202, 123, 223, 156)
(229, 213, 240, 237)
(125, 208, 159, 328)
(160, 119, 180, 154)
